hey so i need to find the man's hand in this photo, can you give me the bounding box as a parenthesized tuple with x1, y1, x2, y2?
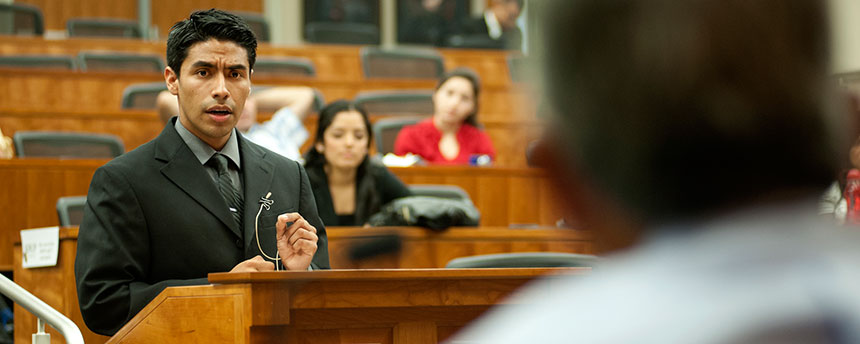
(276, 213, 318, 270)
(229, 255, 275, 273)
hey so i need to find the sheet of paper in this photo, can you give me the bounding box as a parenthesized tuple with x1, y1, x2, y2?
(20, 226, 60, 268)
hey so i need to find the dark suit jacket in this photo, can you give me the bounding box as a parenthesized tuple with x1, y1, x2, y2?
(456, 16, 522, 50)
(75, 117, 329, 336)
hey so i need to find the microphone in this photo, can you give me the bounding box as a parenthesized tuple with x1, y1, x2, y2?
(254, 191, 279, 269)
(348, 234, 402, 261)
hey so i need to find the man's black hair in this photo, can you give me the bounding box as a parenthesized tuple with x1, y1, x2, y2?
(166, 8, 257, 77)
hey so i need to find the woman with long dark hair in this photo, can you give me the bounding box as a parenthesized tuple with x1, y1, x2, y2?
(304, 100, 412, 226)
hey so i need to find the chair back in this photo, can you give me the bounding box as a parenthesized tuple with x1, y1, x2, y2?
(0, 55, 75, 70)
(231, 11, 269, 42)
(66, 18, 141, 38)
(507, 54, 527, 83)
(57, 196, 87, 227)
(445, 34, 505, 50)
(13, 131, 124, 158)
(445, 252, 600, 268)
(254, 57, 315, 77)
(305, 22, 379, 45)
(0, 3, 44, 35)
(372, 116, 424, 155)
(354, 90, 434, 116)
(360, 46, 444, 79)
(78, 51, 164, 72)
(409, 184, 472, 203)
(121, 82, 168, 109)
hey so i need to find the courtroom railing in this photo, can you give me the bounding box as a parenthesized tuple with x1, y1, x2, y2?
(0, 273, 84, 344)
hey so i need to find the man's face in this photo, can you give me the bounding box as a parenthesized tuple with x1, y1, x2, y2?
(165, 38, 251, 150)
(497, 1, 521, 30)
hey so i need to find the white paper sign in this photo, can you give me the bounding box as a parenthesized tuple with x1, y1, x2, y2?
(20, 226, 60, 268)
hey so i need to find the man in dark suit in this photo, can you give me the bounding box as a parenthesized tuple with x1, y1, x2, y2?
(74, 9, 329, 336)
(452, 0, 523, 49)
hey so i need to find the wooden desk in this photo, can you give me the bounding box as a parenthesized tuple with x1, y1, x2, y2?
(13, 226, 590, 344)
(0, 109, 163, 152)
(106, 269, 585, 343)
(329, 226, 591, 268)
(0, 159, 561, 270)
(0, 158, 105, 271)
(390, 166, 564, 227)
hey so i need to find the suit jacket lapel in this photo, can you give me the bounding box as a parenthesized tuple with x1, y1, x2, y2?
(239, 134, 275, 249)
(154, 118, 241, 239)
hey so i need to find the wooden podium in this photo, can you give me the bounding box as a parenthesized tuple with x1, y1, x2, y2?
(106, 268, 585, 344)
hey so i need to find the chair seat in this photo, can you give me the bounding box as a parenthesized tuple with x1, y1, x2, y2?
(445, 252, 599, 268)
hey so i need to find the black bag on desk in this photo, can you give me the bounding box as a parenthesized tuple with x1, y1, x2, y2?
(368, 196, 480, 231)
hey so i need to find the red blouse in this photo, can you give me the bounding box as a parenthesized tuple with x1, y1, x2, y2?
(394, 119, 496, 164)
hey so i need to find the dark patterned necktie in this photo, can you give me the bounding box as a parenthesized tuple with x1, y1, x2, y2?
(209, 153, 243, 229)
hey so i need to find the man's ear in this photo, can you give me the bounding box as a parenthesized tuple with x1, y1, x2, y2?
(164, 67, 179, 95)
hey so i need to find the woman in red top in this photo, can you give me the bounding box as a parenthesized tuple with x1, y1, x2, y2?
(394, 68, 496, 164)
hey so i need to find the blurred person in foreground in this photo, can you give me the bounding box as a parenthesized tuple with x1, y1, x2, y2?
(451, 1, 860, 343)
(157, 86, 315, 162)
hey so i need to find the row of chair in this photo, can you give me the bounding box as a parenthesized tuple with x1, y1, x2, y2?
(0, 46, 454, 79)
(1, 3, 512, 50)
(8, 108, 417, 159)
(10, 117, 415, 160)
(0, 52, 317, 75)
(0, 3, 269, 41)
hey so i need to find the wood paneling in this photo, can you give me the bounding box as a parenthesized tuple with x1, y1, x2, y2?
(0, 159, 105, 270)
(390, 166, 565, 227)
(15, 0, 137, 32)
(111, 268, 583, 343)
(13, 228, 110, 344)
(13, 227, 590, 344)
(0, 69, 162, 113)
(0, 159, 565, 269)
(327, 226, 593, 269)
(0, 109, 163, 152)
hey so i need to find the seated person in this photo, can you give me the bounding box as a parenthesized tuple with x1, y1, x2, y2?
(394, 68, 496, 164)
(157, 86, 315, 161)
(0, 127, 12, 158)
(820, 133, 860, 223)
(304, 100, 412, 226)
(451, 0, 523, 49)
(399, 0, 451, 46)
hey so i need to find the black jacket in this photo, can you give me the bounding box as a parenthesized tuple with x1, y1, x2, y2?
(306, 160, 411, 226)
(75, 117, 329, 335)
